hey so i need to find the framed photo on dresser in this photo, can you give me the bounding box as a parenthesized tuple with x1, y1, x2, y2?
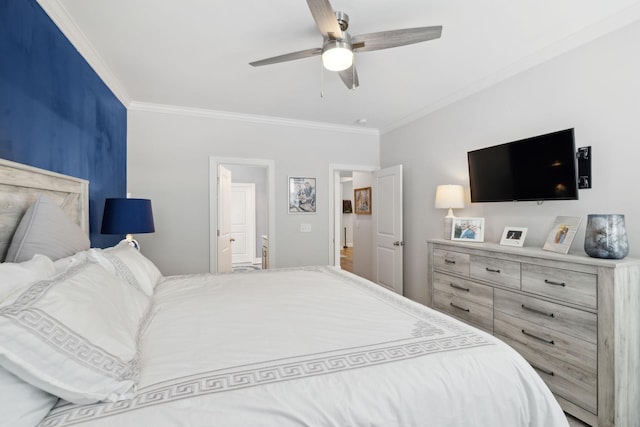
(500, 227, 528, 247)
(451, 217, 485, 242)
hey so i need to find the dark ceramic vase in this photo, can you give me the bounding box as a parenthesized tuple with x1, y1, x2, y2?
(584, 214, 629, 259)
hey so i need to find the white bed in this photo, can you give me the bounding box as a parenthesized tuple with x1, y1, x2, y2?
(0, 159, 569, 427)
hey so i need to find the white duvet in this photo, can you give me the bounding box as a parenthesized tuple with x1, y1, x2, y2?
(41, 266, 568, 427)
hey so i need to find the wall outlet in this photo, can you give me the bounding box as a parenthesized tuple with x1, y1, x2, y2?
(300, 223, 312, 232)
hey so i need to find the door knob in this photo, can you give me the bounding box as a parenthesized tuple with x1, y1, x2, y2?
(230, 238, 236, 242)
(393, 241, 404, 246)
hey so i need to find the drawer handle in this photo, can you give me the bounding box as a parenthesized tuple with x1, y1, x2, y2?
(521, 304, 555, 318)
(444, 259, 456, 264)
(544, 279, 566, 287)
(521, 329, 555, 345)
(530, 363, 555, 377)
(450, 302, 470, 312)
(449, 283, 470, 292)
(485, 267, 501, 273)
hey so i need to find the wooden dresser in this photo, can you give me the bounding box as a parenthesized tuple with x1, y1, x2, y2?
(427, 239, 640, 427)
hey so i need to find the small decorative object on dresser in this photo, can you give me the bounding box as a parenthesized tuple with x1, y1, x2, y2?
(542, 216, 581, 254)
(584, 214, 628, 259)
(451, 217, 484, 242)
(500, 226, 528, 247)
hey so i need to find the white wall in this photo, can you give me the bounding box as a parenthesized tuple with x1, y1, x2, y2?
(381, 21, 640, 305)
(127, 109, 379, 275)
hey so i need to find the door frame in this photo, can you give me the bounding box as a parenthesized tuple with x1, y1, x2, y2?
(209, 157, 275, 273)
(328, 163, 377, 268)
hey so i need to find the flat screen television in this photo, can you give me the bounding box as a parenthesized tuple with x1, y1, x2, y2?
(467, 128, 578, 202)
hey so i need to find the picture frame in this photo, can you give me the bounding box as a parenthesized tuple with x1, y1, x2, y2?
(288, 177, 316, 214)
(543, 216, 582, 254)
(451, 217, 485, 242)
(342, 200, 352, 213)
(354, 187, 371, 214)
(500, 226, 528, 247)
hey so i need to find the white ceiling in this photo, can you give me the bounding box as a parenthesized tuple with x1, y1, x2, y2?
(40, 0, 640, 133)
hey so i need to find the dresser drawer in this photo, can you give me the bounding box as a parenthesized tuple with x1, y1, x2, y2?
(433, 272, 493, 307)
(494, 311, 596, 374)
(521, 264, 597, 309)
(470, 255, 521, 289)
(498, 334, 597, 414)
(433, 249, 470, 276)
(433, 289, 493, 332)
(494, 289, 596, 344)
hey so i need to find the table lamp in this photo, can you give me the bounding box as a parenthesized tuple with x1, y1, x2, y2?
(101, 198, 155, 250)
(435, 185, 464, 239)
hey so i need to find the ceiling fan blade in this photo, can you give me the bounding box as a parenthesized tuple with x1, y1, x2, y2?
(338, 65, 359, 90)
(249, 48, 322, 67)
(352, 26, 442, 52)
(305, 0, 343, 39)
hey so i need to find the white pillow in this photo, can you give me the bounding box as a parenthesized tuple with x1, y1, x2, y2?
(0, 261, 150, 404)
(5, 195, 90, 263)
(0, 366, 58, 427)
(89, 241, 162, 296)
(0, 254, 56, 304)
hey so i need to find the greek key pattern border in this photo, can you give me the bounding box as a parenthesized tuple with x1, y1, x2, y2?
(100, 251, 147, 296)
(41, 332, 492, 426)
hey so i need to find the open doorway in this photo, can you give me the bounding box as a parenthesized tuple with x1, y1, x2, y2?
(330, 163, 404, 294)
(330, 164, 376, 281)
(339, 173, 354, 273)
(209, 157, 275, 273)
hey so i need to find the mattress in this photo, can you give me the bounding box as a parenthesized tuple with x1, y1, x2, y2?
(40, 266, 567, 427)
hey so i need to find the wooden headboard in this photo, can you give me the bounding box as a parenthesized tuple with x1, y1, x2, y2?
(0, 158, 89, 262)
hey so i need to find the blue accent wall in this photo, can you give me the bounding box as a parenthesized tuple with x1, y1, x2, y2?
(0, 0, 126, 248)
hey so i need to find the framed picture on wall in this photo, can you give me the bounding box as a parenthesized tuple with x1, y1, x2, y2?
(354, 187, 371, 214)
(342, 200, 353, 213)
(500, 226, 528, 247)
(288, 177, 316, 213)
(451, 217, 485, 242)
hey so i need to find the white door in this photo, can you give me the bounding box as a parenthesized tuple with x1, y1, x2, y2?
(231, 183, 256, 264)
(217, 165, 233, 273)
(372, 165, 403, 294)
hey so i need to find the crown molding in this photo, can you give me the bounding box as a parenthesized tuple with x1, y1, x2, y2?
(380, 3, 640, 134)
(128, 102, 381, 136)
(36, 0, 132, 107)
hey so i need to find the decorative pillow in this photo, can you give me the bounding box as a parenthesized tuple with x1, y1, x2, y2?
(0, 254, 56, 304)
(0, 261, 150, 404)
(0, 366, 58, 427)
(89, 241, 162, 296)
(5, 195, 90, 263)
(52, 250, 91, 275)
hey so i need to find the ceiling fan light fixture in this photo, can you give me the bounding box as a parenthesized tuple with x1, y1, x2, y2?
(322, 39, 353, 71)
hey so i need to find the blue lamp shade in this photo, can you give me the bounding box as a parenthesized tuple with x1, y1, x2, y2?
(101, 198, 155, 235)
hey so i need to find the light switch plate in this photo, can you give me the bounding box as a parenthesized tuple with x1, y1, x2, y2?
(300, 223, 312, 232)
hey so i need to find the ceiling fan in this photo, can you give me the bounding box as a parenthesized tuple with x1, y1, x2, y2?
(249, 0, 443, 89)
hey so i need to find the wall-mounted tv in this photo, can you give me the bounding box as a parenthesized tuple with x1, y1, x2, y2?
(468, 128, 578, 202)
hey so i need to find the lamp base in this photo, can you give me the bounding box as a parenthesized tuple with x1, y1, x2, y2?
(124, 234, 140, 251)
(443, 217, 453, 240)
